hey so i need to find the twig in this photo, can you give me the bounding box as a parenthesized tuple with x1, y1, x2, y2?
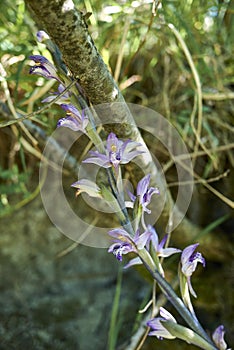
(0, 101, 80, 175)
(168, 169, 230, 187)
(125, 279, 179, 350)
(202, 91, 234, 100)
(114, 19, 131, 82)
(123, 1, 160, 76)
(119, 75, 142, 91)
(20, 79, 55, 106)
(163, 143, 234, 173)
(0, 80, 77, 127)
(165, 151, 234, 208)
(56, 216, 99, 258)
(168, 23, 214, 166)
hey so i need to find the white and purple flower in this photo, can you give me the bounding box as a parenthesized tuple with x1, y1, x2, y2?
(147, 307, 177, 340)
(212, 325, 231, 350)
(181, 243, 205, 297)
(42, 84, 70, 104)
(108, 227, 150, 262)
(83, 132, 144, 169)
(36, 30, 50, 43)
(29, 55, 62, 83)
(108, 224, 180, 269)
(57, 104, 89, 132)
(128, 174, 159, 214)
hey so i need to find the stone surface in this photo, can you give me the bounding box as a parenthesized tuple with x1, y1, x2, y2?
(0, 195, 148, 350)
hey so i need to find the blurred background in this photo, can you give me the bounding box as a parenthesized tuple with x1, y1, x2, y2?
(0, 0, 233, 349)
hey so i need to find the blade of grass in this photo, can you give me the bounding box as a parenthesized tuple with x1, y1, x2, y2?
(107, 266, 123, 350)
(194, 214, 230, 241)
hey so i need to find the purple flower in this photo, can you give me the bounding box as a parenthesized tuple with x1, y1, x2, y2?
(36, 30, 50, 42)
(145, 225, 181, 257)
(212, 325, 231, 350)
(109, 225, 180, 269)
(42, 84, 70, 104)
(181, 243, 205, 297)
(108, 228, 149, 261)
(129, 174, 159, 214)
(57, 104, 89, 132)
(128, 225, 181, 275)
(83, 132, 144, 169)
(29, 55, 61, 82)
(147, 307, 176, 340)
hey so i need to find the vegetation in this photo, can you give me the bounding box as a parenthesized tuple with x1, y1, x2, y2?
(0, 0, 233, 349)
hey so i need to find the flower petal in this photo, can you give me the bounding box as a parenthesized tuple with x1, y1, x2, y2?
(57, 117, 78, 130)
(71, 179, 102, 198)
(158, 247, 181, 258)
(83, 153, 110, 167)
(147, 318, 176, 339)
(124, 257, 142, 269)
(29, 55, 60, 82)
(159, 307, 177, 323)
(36, 30, 50, 42)
(181, 243, 199, 266)
(181, 244, 205, 277)
(212, 325, 229, 350)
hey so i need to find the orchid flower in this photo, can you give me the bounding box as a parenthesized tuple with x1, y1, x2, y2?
(83, 132, 144, 169)
(42, 84, 70, 104)
(129, 174, 159, 214)
(57, 104, 89, 132)
(212, 325, 231, 350)
(29, 55, 62, 83)
(108, 227, 150, 262)
(180, 243, 205, 298)
(147, 307, 177, 340)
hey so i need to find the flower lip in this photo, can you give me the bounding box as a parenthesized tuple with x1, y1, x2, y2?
(108, 228, 149, 262)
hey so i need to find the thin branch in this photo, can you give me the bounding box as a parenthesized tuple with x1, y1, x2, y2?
(168, 23, 214, 165)
(168, 169, 230, 187)
(202, 91, 234, 100)
(124, 1, 160, 76)
(114, 19, 131, 83)
(0, 80, 77, 127)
